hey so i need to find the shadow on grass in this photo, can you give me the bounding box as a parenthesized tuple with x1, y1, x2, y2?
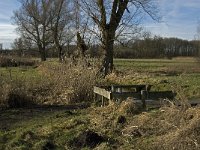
(0, 103, 90, 131)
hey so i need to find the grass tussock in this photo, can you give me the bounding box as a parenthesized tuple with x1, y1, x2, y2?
(118, 104, 200, 150)
(149, 106, 200, 150)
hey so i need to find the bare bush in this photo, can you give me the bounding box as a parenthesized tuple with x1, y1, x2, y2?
(37, 59, 98, 104)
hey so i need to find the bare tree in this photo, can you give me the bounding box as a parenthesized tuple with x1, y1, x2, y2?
(49, 0, 74, 61)
(11, 38, 24, 56)
(12, 36, 34, 56)
(79, 0, 160, 76)
(73, 0, 90, 58)
(13, 0, 53, 61)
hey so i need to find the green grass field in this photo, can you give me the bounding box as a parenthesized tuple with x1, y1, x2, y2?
(114, 58, 200, 73)
(113, 58, 200, 99)
(0, 57, 200, 149)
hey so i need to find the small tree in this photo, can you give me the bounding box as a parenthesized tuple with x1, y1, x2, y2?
(49, 0, 74, 61)
(11, 38, 25, 56)
(73, 0, 90, 59)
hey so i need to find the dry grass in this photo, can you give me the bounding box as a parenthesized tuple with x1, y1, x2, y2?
(0, 72, 51, 108)
(83, 93, 200, 150)
(37, 59, 98, 104)
(0, 58, 98, 108)
(150, 106, 200, 150)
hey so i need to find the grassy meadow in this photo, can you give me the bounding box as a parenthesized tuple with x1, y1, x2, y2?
(0, 56, 200, 149)
(113, 58, 200, 99)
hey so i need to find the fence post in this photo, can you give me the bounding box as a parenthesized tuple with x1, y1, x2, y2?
(111, 85, 115, 92)
(101, 96, 104, 107)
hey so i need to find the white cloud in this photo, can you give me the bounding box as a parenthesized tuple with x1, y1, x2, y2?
(143, 0, 200, 40)
(0, 1, 20, 49)
(144, 22, 196, 40)
(0, 24, 18, 49)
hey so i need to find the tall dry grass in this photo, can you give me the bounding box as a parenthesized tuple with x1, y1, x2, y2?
(38, 59, 98, 104)
(0, 72, 52, 108)
(0, 58, 99, 108)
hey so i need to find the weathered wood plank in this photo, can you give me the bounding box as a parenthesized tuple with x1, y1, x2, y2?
(94, 85, 176, 108)
(110, 85, 152, 93)
(112, 92, 141, 100)
(94, 86, 111, 99)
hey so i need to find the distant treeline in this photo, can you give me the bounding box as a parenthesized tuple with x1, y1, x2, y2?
(1, 37, 200, 59)
(114, 37, 200, 59)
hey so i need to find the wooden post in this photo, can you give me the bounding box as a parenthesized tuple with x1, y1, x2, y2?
(141, 90, 147, 109)
(111, 85, 115, 92)
(94, 93, 97, 103)
(9, 69, 12, 80)
(101, 96, 104, 107)
(117, 87, 122, 93)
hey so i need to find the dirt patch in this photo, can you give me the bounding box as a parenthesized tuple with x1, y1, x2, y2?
(70, 130, 105, 149)
(116, 115, 126, 124)
(42, 141, 55, 150)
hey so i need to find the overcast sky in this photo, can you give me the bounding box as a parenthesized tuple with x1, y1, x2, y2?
(0, 0, 200, 49)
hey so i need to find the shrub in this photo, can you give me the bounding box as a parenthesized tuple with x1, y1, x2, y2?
(38, 60, 98, 104)
(0, 58, 99, 108)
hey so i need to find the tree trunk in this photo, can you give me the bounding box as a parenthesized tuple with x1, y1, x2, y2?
(40, 49, 46, 61)
(58, 45, 64, 62)
(101, 30, 115, 76)
(39, 44, 47, 61)
(77, 32, 87, 58)
(102, 41, 114, 76)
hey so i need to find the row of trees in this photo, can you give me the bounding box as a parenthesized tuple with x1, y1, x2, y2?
(114, 37, 200, 58)
(11, 36, 200, 59)
(13, 0, 160, 76)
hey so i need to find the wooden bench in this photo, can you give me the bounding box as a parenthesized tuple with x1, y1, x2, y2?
(94, 85, 175, 108)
